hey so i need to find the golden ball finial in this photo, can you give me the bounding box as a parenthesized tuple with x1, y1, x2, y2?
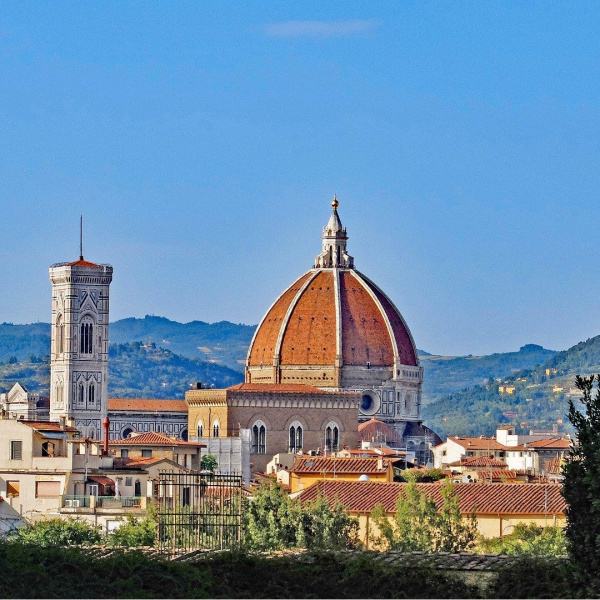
(332, 194, 339, 209)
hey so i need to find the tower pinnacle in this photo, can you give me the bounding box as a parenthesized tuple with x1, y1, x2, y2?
(314, 196, 354, 269)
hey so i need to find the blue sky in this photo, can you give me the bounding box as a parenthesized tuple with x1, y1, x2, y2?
(0, 2, 599, 356)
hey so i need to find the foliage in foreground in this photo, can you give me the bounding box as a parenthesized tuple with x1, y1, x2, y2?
(0, 542, 483, 599)
(243, 481, 359, 551)
(370, 477, 478, 552)
(11, 518, 102, 547)
(563, 373, 600, 593)
(477, 523, 567, 556)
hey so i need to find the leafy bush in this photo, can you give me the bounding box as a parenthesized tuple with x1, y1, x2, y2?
(107, 507, 157, 547)
(477, 523, 567, 556)
(12, 518, 101, 547)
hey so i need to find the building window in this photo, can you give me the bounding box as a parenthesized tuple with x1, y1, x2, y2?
(78, 383, 84, 405)
(289, 421, 303, 453)
(212, 420, 220, 438)
(56, 315, 64, 356)
(252, 421, 267, 454)
(6, 481, 20, 498)
(10, 441, 22, 460)
(36, 481, 61, 497)
(88, 383, 95, 405)
(80, 321, 94, 354)
(325, 422, 340, 452)
(120, 449, 129, 458)
(125, 477, 133, 487)
(141, 449, 152, 458)
(197, 422, 204, 438)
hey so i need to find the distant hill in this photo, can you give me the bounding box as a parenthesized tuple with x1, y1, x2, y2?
(0, 317, 255, 372)
(0, 342, 243, 398)
(419, 344, 556, 404)
(423, 337, 600, 439)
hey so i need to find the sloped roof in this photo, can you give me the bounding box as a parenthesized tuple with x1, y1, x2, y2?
(448, 437, 507, 451)
(227, 383, 352, 395)
(358, 418, 401, 445)
(299, 480, 566, 516)
(449, 456, 508, 468)
(528, 438, 571, 449)
(112, 456, 178, 470)
(108, 398, 188, 412)
(291, 456, 392, 475)
(109, 431, 204, 447)
(20, 420, 79, 433)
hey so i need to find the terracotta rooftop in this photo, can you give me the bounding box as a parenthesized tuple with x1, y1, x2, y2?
(449, 456, 508, 468)
(299, 480, 567, 516)
(291, 456, 392, 475)
(20, 420, 79, 433)
(227, 383, 352, 395)
(469, 470, 517, 481)
(67, 259, 100, 268)
(447, 437, 508, 451)
(109, 431, 205, 447)
(545, 457, 564, 475)
(358, 418, 402, 445)
(112, 456, 174, 469)
(527, 438, 571, 449)
(108, 398, 188, 412)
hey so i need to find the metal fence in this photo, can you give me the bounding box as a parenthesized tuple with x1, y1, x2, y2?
(156, 471, 243, 555)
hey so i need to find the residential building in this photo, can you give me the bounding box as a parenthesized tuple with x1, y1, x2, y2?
(289, 455, 396, 493)
(298, 480, 566, 545)
(0, 383, 48, 420)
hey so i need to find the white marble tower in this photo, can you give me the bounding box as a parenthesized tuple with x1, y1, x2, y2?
(49, 249, 112, 439)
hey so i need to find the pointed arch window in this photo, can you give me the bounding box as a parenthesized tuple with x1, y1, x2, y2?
(212, 420, 220, 438)
(80, 320, 94, 355)
(289, 421, 303, 453)
(88, 383, 95, 405)
(77, 383, 84, 405)
(252, 420, 267, 454)
(197, 421, 204, 438)
(56, 315, 64, 356)
(325, 421, 340, 452)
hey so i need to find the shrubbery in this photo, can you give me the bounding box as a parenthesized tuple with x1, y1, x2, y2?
(477, 523, 567, 556)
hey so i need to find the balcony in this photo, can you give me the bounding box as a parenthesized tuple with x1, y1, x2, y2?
(60, 495, 147, 514)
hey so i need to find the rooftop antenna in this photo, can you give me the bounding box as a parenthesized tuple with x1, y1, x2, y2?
(79, 215, 84, 260)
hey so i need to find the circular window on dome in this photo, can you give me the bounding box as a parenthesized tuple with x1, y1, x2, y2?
(360, 391, 380, 416)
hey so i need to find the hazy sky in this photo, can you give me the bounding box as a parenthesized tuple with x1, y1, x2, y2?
(1, 2, 599, 356)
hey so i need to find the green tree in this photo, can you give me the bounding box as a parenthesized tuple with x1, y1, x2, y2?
(563, 374, 600, 589)
(371, 477, 478, 552)
(13, 518, 101, 546)
(200, 454, 218, 472)
(243, 481, 359, 551)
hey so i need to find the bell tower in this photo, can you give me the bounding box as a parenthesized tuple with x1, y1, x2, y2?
(49, 235, 112, 438)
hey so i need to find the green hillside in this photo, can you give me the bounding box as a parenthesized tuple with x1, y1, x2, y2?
(110, 316, 255, 371)
(0, 342, 243, 399)
(423, 336, 600, 439)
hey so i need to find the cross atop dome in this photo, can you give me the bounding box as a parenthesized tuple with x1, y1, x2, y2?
(314, 196, 354, 269)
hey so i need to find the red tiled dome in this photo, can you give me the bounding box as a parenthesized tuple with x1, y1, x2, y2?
(247, 267, 418, 370)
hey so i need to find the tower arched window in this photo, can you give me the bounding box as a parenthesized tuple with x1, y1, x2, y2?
(252, 420, 267, 454)
(88, 383, 95, 405)
(56, 315, 64, 356)
(289, 421, 303, 453)
(212, 420, 220, 438)
(80, 320, 94, 355)
(325, 421, 340, 452)
(197, 421, 204, 438)
(77, 383, 84, 405)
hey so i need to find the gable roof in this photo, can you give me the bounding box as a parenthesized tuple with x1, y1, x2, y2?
(109, 431, 204, 447)
(448, 456, 508, 468)
(19, 420, 79, 433)
(299, 480, 566, 516)
(291, 456, 392, 475)
(108, 398, 188, 413)
(448, 437, 507, 451)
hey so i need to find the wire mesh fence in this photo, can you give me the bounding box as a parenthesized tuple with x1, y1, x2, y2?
(156, 471, 243, 555)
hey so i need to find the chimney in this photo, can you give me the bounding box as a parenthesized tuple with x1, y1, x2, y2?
(102, 417, 110, 455)
(377, 457, 384, 471)
(195, 382, 202, 389)
(67, 417, 75, 428)
(59, 416, 66, 430)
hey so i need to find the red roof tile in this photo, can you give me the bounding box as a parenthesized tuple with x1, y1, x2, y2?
(299, 480, 566, 516)
(67, 259, 100, 268)
(527, 438, 571, 449)
(108, 398, 188, 412)
(291, 456, 392, 475)
(448, 437, 508, 451)
(227, 383, 352, 395)
(20, 420, 79, 433)
(358, 418, 402, 445)
(449, 456, 508, 468)
(109, 431, 204, 447)
(112, 456, 172, 469)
